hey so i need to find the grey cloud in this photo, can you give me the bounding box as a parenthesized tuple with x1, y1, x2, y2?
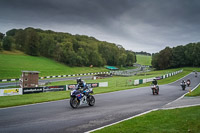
(0, 0, 200, 53)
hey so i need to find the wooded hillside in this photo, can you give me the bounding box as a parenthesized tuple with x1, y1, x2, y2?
(152, 43, 200, 69)
(0, 27, 136, 67)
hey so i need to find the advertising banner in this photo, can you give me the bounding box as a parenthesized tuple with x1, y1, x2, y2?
(99, 82, 108, 87)
(23, 87, 43, 94)
(134, 80, 139, 85)
(43, 86, 66, 92)
(67, 83, 99, 90)
(68, 84, 77, 90)
(0, 88, 22, 96)
(87, 83, 99, 88)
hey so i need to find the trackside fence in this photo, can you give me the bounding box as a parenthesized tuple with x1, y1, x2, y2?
(134, 69, 183, 85)
(0, 71, 110, 82)
(115, 69, 183, 87)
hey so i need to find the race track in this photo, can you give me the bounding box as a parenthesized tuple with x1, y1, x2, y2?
(0, 72, 199, 133)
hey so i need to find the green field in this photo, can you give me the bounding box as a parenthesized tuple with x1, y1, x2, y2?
(136, 54, 152, 66)
(93, 106, 200, 133)
(0, 52, 153, 79)
(0, 51, 108, 79)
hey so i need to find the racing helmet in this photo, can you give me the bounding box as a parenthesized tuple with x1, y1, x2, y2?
(76, 78, 82, 84)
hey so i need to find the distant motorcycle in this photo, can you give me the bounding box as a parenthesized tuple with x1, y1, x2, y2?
(180, 81, 186, 90)
(195, 72, 198, 77)
(70, 87, 95, 108)
(151, 84, 159, 95)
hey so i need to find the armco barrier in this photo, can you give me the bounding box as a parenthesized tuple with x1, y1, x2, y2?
(133, 69, 183, 86)
(0, 71, 110, 82)
(39, 72, 110, 79)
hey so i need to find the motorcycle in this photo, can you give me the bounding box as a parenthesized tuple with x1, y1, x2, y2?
(180, 82, 186, 90)
(195, 72, 198, 77)
(70, 87, 95, 108)
(186, 80, 191, 87)
(151, 84, 159, 95)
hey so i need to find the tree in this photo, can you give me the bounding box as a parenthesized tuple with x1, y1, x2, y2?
(6, 29, 17, 36)
(118, 53, 127, 67)
(40, 35, 56, 58)
(151, 53, 159, 69)
(2, 36, 13, 50)
(126, 51, 135, 66)
(25, 29, 39, 56)
(157, 47, 172, 69)
(171, 46, 185, 68)
(193, 43, 200, 66)
(0, 32, 4, 41)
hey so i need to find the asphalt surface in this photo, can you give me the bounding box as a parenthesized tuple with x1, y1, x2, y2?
(0, 72, 200, 133)
(0, 76, 93, 88)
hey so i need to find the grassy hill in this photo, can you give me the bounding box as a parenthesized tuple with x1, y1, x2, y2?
(136, 54, 152, 66)
(0, 51, 108, 79)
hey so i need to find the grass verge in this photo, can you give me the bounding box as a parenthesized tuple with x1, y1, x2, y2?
(93, 106, 200, 133)
(0, 91, 70, 108)
(186, 84, 200, 97)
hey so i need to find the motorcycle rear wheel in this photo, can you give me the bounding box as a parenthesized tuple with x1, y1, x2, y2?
(156, 90, 159, 95)
(88, 95, 95, 106)
(152, 89, 155, 95)
(70, 97, 80, 108)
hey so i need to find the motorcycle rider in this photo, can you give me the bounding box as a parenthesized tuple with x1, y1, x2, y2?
(152, 78, 159, 90)
(181, 79, 186, 90)
(152, 78, 158, 85)
(181, 80, 186, 85)
(76, 78, 89, 95)
(186, 79, 191, 86)
(195, 71, 198, 77)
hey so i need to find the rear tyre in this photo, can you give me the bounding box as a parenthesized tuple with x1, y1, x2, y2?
(70, 97, 79, 108)
(157, 90, 159, 95)
(152, 89, 155, 95)
(88, 95, 95, 106)
(157, 88, 159, 95)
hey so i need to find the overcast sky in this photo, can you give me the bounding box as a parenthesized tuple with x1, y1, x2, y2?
(1, 0, 200, 53)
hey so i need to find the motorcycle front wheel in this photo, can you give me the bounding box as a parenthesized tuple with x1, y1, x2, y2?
(87, 95, 95, 106)
(182, 87, 185, 90)
(70, 97, 80, 108)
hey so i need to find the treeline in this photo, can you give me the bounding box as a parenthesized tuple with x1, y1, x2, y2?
(135, 51, 151, 56)
(152, 42, 200, 69)
(0, 27, 136, 67)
